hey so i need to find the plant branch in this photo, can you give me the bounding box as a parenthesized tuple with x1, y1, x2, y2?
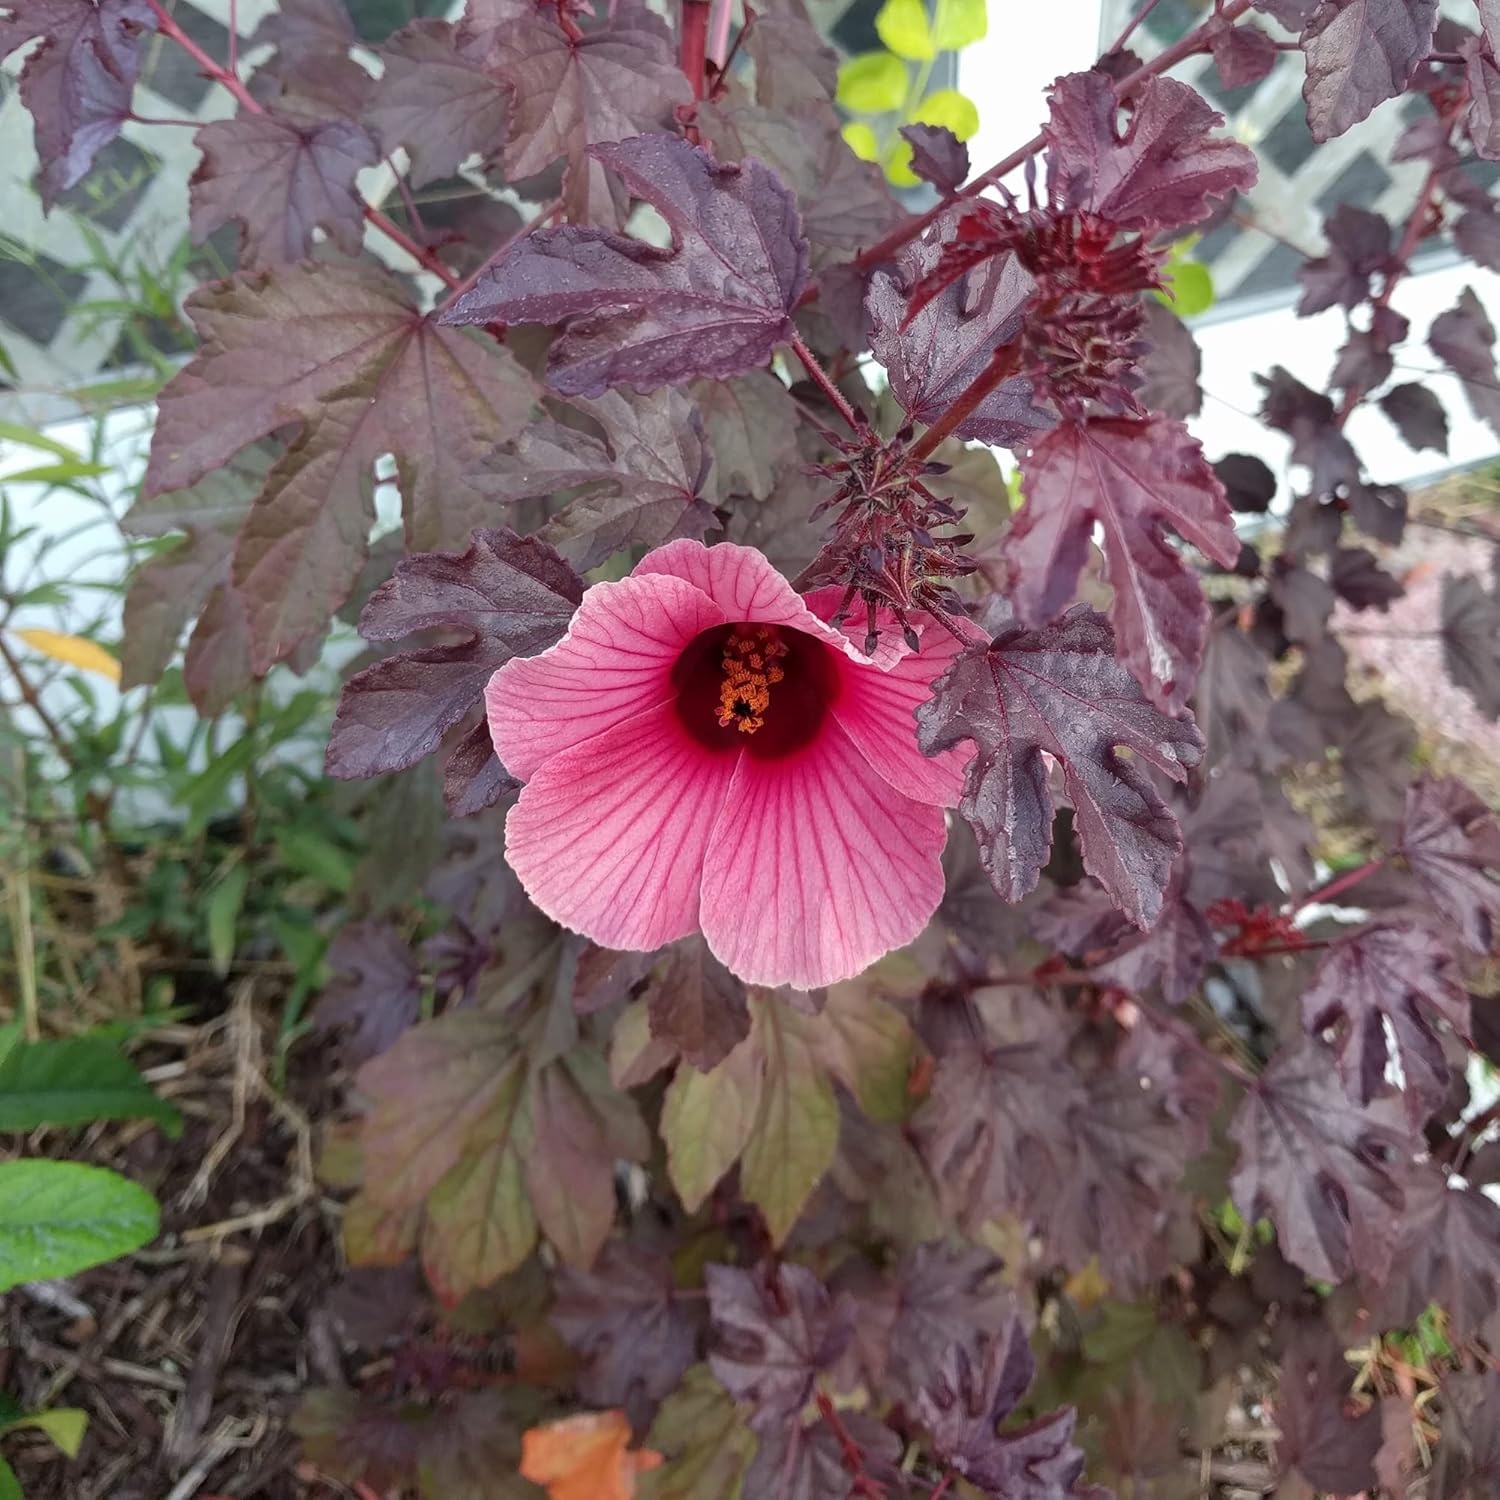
(1293, 857, 1384, 911)
(1105, 0, 1168, 58)
(142, 0, 463, 291)
(706, 0, 734, 65)
(908, 342, 1021, 460)
(814, 1393, 887, 1497)
(789, 330, 868, 434)
(1133, 991, 1257, 1088)
(680, 0, 711, 102)
(0, 634, 79, 773)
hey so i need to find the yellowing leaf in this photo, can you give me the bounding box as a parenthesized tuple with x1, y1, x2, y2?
(841, 121, 881, 162)
(12, 629, 120, 682)
(521, 1411, 663, 1500)
(912, 88, 980, 140)
(933, 0, 987, 49)
(884, 139, 921, 187)
(836, 51, 909, 113)
(876, 0, 935, 60)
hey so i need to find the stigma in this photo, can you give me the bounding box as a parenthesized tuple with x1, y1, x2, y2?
(717, 625, 789, 734)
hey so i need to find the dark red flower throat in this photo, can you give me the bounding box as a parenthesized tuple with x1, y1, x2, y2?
(671, 623, 839, 759)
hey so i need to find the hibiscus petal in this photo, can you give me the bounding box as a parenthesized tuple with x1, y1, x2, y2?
(699, 720, 947, 988)
(487, 572, 725, 781)
(806, 596, 984, 806)
(635, 540, 904, 669)
(504, 700, 738, 951)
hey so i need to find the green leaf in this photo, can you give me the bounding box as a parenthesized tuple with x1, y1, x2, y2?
(274, 826, 357, 894)
(911, 88, 980, 140)
(740, 998, 838, 1245)
(0, 1455, 19, 1500)
(0, 1409, 88, 1458)
(933, 0, 987, 49)
(0, 1037, 181, 1138)
(0, 422, 79, 461)
(1158, 258, 1215, 318)
(0, 1160, 159, 1292)
(638, 1365, 756, 1500)
(883, 139, 921, 188)
(0, 1023, 24, 1069)
(841, 121, 880, 161)
(2, 462, 111, 485)
(836, 51, 909, 113)
(206, 864, 249, 978)
(662, 1035, 765, 1213)
(809, 989, 914, 1123)
(876, 0, 934, 60)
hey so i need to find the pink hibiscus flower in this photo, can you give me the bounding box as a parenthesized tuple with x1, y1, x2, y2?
(485, 540, 975, 989)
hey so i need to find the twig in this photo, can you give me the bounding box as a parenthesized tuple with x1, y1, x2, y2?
(680, 0, 711, 103)
(706, 0, 734, 65)
(789, 329, 868, 434)
(7, 748, 39, 1041)
(814, 1393, 887, 1497)
(1292, 857, 1384, 911)
(1105, 0, 1168, 58)
(0, 633, 79, 770)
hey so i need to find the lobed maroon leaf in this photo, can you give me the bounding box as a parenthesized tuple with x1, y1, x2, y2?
(327, 528, 581, 812)
(1229, 1037, 1413, 1283)
(1300, 0, 1439, 142)
(1136, 300, 1202, 420)
(1044, 70, 1257, 231)
(1296, 203, 1391, 315)
(1008, 415, 1240, 710)
(189, 109, 379, 268)
(363, 19, 508, 188)
(1440, 572, 1500, 720)
(1370, 1168, 1500, 1338)
(442, 133, 810, 396)
(470, 387, 716, 572)
(917, 604, 1203, 927)
(1470, 42, 1500, 160)
(485, 0, 690, 228)
(1210, 18, 1280, 89)
(1398, 777, 1500, 953)
(705, 1261, 852, 1424)
(1430, 286, 1500, 437)
(901, 123, 971, 192)
(867, 226, 1047, 449)
(644, 934, 750, 1072)
(0, 0, 155, 209)
(1212, 452, 1276, 513)
(1300, 922, 1469, 1123)
(1275, 1323, 1382, 1495)
(314, 920, 422, 1065)
(1329, 545, 1403, 610)
(144, 262, 539, 672)
(744, 1413, 904, 1499)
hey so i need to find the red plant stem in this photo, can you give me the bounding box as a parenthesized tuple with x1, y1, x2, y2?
(985, 966, 1099, 987)
(142, 0, 463, 291)
(814, 1393, 886, 1497)
(1105, 0, 1168, 58)
(851, 0, 1255, 272)
(908, 343, 1020, 461)
(680, 0, 711, 100)
(1336, 91, 1468, 425)
(1293, 857, 1385, 910)
(930, 1475, 954, 1500)
(227, 0, 238, 72)
(554, 0, 584, 42)
(1234, 939, 1329, 958)
(789, 329, 868, 434)
(447, 195, 564, 306)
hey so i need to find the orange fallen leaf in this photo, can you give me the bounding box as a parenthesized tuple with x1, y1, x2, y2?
(520, 1410, 663, 1500)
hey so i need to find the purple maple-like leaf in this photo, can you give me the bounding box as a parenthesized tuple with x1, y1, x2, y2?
(1431, 286, 1500, 436)
(1468, 44, 1500, 159)
(917, 604, 1203, 928)
(1275, 1323, 1382, 1495)
(1213, 452, 1276, 513)
(913, 1319, 1104, 1498)
(1398, 777, 1500, 954)
(1300, 0, 1439, 142)
(745, 1413, 904, 1500)
(1044, 70, 1257, 231)
(1229, 1037, 1413, 1283)
(1329, 546, 1403, 610)
(1440, 573, 1500, 720)
(884, 1245, 1014, 1405)
(1370, 1168, 1500, 1338)
(1094, 886, 1214, 1005)
(1442, 1371, 1500, 1493)
(1379, 381, 1449, 453)
(1297, 203, 1392, 314)
(326, 529, 582, 813)
(1136, 300, 1202, 421)
(442, 133, 809, 396)
(314, 921, 423, 1065)
(470, 386, 716, 573)
(550, 1240, 701, 1426)
(1007, 415, 1240, 710)
(1300, 922, 1470, 1122)
(189, 109, 380, 269)
(706, 1261, 852, 1425)
(485, 0, 689, 228)
(363, 19, 508, 189)
(0, 0, 155, 209)
(901, 123, 971, 192)
(867, 224, 1048, 449)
